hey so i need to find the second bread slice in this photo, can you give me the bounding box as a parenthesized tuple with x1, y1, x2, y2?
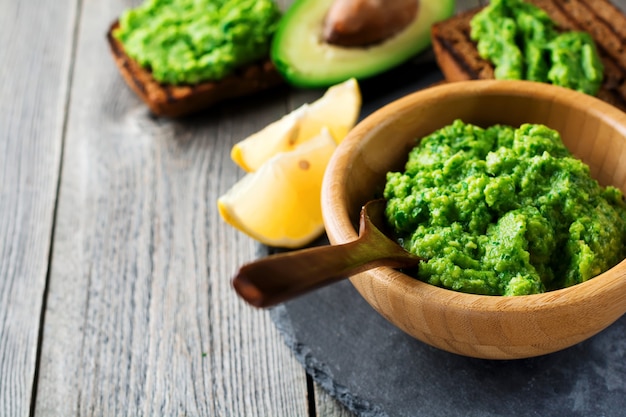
(431, 0, 626, 112)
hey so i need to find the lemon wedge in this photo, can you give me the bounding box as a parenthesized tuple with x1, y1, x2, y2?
(218, 128, 337, 248)
(231, 78, 361, 172)
(230, 106, 306, 173)
(298, 77, 361, 143)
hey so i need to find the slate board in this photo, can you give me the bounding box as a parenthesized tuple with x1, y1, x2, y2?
(271, 280, 626, 417)
(269, 58, 626, 417)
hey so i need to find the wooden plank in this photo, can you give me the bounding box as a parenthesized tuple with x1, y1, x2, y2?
(315, 385, 354, 417)
(0, 0, 77, 416)
(34, 0, 309, 415)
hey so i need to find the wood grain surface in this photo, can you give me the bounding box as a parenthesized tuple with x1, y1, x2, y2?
(34, 0, 313, 414)
(2, 0, 622, 416)
(0, 0, 78, 416)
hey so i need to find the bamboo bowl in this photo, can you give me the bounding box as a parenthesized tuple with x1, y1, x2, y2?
(321, 80, 626, 360)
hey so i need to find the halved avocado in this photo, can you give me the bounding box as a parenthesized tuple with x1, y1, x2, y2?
(271, 0, 456, 88)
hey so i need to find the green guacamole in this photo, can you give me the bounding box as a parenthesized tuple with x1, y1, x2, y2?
(114, 0, 281, 85)
(384, 120, 626, 296)
(470, 0, 604, 95)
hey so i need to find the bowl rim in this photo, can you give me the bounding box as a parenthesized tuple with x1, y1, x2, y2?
(322, 79, 626, 313)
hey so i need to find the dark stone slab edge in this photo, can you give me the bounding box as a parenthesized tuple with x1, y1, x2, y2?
(270, 305, 388, 417)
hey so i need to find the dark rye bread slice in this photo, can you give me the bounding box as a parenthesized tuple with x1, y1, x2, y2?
(431, 0, 626, 112)
(107, 22, 284, 117)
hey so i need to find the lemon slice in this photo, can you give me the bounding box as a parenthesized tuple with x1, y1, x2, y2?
(218, 128, 337, 248)
(230, 106, 306, 172)
(298, 77, 361, 144)
(231, 78, 361, 172)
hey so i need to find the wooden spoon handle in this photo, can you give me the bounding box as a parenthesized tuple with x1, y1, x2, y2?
(232, 237, 419, 308)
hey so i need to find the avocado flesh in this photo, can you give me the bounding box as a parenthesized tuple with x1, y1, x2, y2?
(271, 0, 456, 88)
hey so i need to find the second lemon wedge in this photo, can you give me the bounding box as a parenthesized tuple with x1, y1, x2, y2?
(231, 78, 361, 172)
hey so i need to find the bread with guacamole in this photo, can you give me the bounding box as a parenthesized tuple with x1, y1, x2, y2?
(431, 0, 626, 112)
(108, 0, 283, 117)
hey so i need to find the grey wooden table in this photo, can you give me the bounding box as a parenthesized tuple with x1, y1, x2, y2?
(2, 0, 624, 416)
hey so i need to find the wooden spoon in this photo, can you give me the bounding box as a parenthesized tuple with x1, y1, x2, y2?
(232, 199, 422, 308)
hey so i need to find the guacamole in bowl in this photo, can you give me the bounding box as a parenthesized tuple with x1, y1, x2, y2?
(384, 120, 626, 296)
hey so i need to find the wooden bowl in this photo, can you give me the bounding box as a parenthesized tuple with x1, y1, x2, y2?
(321, 80, 626, 360)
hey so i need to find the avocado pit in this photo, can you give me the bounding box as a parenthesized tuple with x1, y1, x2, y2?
(323, 0, 419, 47)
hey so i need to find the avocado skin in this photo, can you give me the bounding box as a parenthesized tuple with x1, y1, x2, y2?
(271, 0, 456, 88)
